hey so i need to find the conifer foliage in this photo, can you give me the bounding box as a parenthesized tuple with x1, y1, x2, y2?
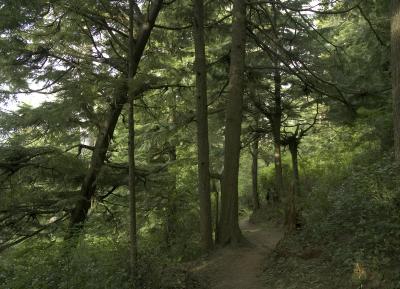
(0, 0, 398, 288)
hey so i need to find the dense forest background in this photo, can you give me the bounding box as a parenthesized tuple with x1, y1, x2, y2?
(0, 0, 399, 288)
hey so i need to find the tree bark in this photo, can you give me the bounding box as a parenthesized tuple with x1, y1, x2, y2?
(285, 183, 297, 232)
(127, 0, 137, 276)
(271, 66, 283, 203)
(392, 0, 400, 161)
(127, 97, 137, 274)
(68, 85, 127, 236)
(193, 0, 213, 251)
(165, 96, 177, 248)
(251, 139, 260, 211)
(217, 0, 246, 246)
(211, 179, 219, 242)
(67, 0, 163, 238)
(288, 139, 300, 196)
(286, 139, 299, 231)
(270, 5, 283, 202)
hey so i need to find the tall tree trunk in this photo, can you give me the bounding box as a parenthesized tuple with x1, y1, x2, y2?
(193, 0, 213, 251)
(249, 84, 261, 210)
(272, 66, 283, 203)
(217, 0, 246, 246)
(251, 139, 260, 211)
(165, 145, 177, 248)
(127, 0, 137, 275)
(165, 96, 177, 248)
(127, 97, 137, 274)
(270, 5, 283, 202)
(285, 183, 296, 232)
(67, 0, 163, 237)
(286, 139, 299, 231)
(288, 139, 300, 195)
(392, 0, 400, 161)
(211, 179, 219, 242)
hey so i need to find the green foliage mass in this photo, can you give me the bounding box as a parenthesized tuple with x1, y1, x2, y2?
(263, 115, 400, 288)
(0, 0, 399, 288)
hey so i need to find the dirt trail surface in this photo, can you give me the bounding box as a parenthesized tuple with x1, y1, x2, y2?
(191, 219, 284, 289)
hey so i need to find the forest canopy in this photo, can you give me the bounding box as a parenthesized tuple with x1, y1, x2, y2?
(0, 0, 399, 288)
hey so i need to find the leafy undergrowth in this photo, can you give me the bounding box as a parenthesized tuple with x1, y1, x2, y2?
(263, 250, 347, 289)
(0, 235, 203, 289)
(261, 153, 400, 289)
(249, 204, 284, 226)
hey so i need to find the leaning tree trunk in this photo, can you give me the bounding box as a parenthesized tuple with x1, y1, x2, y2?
(217, 0, 246, 246)
(251, 138, 260, 211)
(392, 0, 400, 162)
(67, 0, 163, 238)
(271, 66, 283, 203)
(68, 85, 127, 236)
(193, 0, 213, 251)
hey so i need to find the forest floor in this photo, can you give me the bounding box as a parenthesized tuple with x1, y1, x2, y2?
(190, 218, 284, 289)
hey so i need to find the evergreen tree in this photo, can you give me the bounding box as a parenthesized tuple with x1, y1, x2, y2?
(218, 0, 247, 245)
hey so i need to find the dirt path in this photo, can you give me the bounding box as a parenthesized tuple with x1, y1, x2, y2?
(191, 219, 284, 289)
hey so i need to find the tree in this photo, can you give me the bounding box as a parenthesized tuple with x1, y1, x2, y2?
(392, 0, 400, 161)
(271, 64, 284, 203)
(251, 134, 261, 211)
(193, 0, 213, 251)
(218, 0, 246, 245)
(68, 0, 164, 238)
(127, 0, 138, 275)
(281, 101, 319, 230)
(245, 111, 261, 211)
